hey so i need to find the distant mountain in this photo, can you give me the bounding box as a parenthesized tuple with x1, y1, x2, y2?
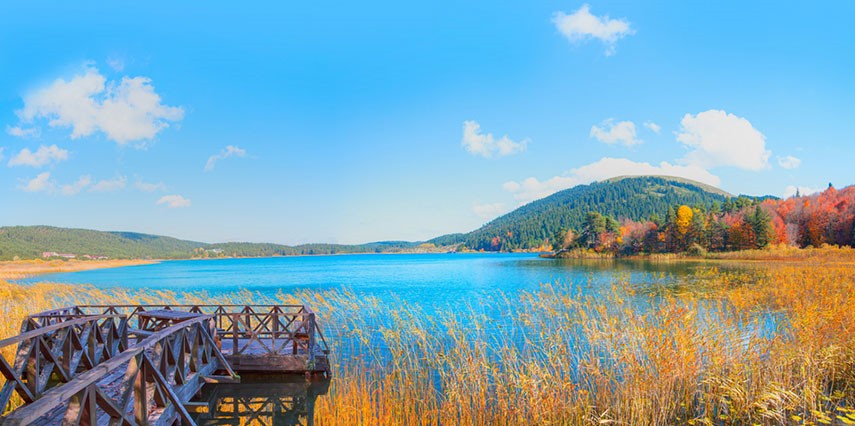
(430, 176, 736, 251)
(0, 176, 752, 260)
(0, 226, 423, 261)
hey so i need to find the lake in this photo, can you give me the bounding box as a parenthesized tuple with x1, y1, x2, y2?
(25, 253, 727, 309)
(22, 253, 777, 424)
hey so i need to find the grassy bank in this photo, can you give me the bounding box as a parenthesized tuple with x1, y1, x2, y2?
(1, 250, 854, 424)
(0, 258, 156, 280)
(548, 244, 855, 264)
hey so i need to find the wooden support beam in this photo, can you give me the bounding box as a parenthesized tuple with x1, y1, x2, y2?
(201, 375, 240, 384)
(182, 401, 209, 414)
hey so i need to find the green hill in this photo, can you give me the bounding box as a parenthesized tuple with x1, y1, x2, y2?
(0, 226, 422, 260)
(0, 226, 202, 260)
(431, 176, 736, 251)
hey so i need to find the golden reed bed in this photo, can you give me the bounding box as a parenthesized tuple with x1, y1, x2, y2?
(2, 247, 855, 425)
(0, 258, 155, 280)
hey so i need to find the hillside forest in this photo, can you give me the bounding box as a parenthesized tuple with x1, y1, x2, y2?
(549, 184, 855, 255)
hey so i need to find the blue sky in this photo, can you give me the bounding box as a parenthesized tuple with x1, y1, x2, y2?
(1, 1, 853, 244)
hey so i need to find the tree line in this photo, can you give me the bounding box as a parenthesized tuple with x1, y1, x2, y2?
(551, 184, 855, 255)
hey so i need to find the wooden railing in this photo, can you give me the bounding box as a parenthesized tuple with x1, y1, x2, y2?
(0, 314, 128, 416)
(33, 305, 330, 364)
(0, 315, 236, 426)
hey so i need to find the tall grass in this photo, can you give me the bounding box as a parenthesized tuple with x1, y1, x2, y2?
(2, 252, 855, 424)
(300, 260, 855, 425)
(0, 259, 154, 280)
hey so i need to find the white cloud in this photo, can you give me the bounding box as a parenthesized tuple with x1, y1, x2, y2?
(783, 185, 820, 198)
(777, 155, 801, 169)
(472, 202, 508, 220)
(205, 145, 247, 171)
(503, 157, 721, 204)
(21, 172, 54, 193)
(106, 57, 125, 72)
(14, 66, 183, 145)
(19, 173, 132, 196)
(676, 109, 770, 171)
(6, 126, 39, 138)
(572, 158, 720, 186)
(643, 121, 661, 134)
(157, 194, 191, 208)
(61, 175, 92, 196)
(7, 144, 69, 167)
(552, 4, 634, 56)
(0, 147, 4, 163)
(135, 179, 166, 192)
(502, 176, 579, 204)
(590, 119, 641, 147)
(461, 121, 528, 158)
(89, 176, 127, 192)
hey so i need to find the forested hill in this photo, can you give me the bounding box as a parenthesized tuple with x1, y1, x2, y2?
(0, 226, 202, 260)
(0, 226, 422, 260)
(431, 176, 741, 251)
(0, 176, 756, 259)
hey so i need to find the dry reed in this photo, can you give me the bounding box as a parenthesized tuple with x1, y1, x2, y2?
(1, 250, 854, 425)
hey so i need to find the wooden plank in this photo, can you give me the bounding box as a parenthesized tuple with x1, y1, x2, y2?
(146, 356, 195, 426)
(201, 375, 240, 384)
(182, 401, 209, 414)
(128, 328, 154, 338)
(138, 310, 200, 322)
(94, 385, 140, 426)
(0, 354, 36, 404)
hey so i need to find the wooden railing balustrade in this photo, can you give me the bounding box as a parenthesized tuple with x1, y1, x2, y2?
(0, 304, 329, 425)
(0, 315, 237, 426)
(0, 314, 128, 416)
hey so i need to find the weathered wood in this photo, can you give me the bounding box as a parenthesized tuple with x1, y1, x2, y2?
(0, 315, 113, 349)
(138, 309, 202, 333)
(1, 304, 330, 426)
(182, 402, 209, 414)
(195, 376, 329, 426)
(0, 315, 227, 426)
(201, 375, 240, 384)
(0, 315, 128, 416)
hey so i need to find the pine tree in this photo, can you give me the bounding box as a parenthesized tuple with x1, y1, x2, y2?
(748, 206, 772, 248)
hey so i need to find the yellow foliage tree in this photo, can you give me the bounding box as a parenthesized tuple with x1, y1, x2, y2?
(675, 205, 693, 236)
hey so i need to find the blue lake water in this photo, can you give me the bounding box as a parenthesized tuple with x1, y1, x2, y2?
(23, 253, 723, 307)
(22, 253, 775, 423)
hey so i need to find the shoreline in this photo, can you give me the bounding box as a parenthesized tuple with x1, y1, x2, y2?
(0, 258, 159, 280)
(5, 246, 853, 282)
(540, 245, 855, 264)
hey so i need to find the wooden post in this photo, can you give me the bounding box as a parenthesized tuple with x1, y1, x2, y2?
(134, 354, 149, 424)
(307, 313, 317, 367)
(231, 314, 239, 355)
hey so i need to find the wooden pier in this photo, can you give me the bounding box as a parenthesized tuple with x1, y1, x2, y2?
(191, 375, 329, 426)
(0, 304, 330, 425)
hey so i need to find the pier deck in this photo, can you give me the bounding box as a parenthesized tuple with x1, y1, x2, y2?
(0, 304, 330, 426)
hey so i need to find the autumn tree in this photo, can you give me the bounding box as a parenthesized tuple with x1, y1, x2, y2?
(670, 205, 694, 251)
(551, 228, 574, 251)
(581, 212, 607, 250)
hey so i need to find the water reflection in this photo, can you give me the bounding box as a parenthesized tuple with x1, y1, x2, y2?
(192, 375, 330, 426)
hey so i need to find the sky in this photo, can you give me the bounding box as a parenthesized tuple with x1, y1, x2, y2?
(1, 1, 854, 245)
